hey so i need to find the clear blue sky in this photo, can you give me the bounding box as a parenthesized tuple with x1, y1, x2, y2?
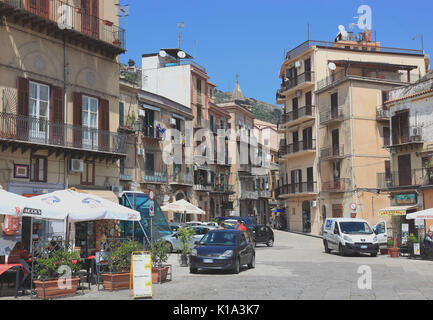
(119, 0, 432, 105)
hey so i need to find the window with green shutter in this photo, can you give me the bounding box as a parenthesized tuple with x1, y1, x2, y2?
(119, 102, 124, 127)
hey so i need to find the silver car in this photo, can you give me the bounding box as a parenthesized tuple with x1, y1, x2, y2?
(162, 226, 215, 252)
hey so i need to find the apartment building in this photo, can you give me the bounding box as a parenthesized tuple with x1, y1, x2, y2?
(276, 30, 429, 235)
(378, 71, 433, 236)
(119, 64, 194, 220)
(141, 48, 217, 218)
(0, 0, 127, 197)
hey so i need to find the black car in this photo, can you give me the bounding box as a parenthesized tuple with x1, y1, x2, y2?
(252, 225, 274, 247)
(189, 229, 255, 274)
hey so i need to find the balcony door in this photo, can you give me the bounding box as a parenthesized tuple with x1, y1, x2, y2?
(305, 91, 312, 115)
(304, 58, 311, 82)
(82, 95, 98, 148)
(292, 131, 299, 153)
(29, 81, 50, 141)
(392, 112, 409, 145)
(307, 167, 314, 192)
(292, 98, 298, 120)
(81, 0, 99, 39)
(143, 108, 155, 137)
(331, 93, 338, 119)
(398, 154, 412, 186)
(302, 127, 313, 150)
(332, 129, 339, 156)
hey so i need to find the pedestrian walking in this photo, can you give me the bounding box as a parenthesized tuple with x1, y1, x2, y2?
(237, 220, 247, 231)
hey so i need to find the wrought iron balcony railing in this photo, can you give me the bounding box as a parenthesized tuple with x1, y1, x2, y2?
(0, 112, 127, 154)
(321, 178, 351, 192)
(319, 106, 346, 124)
(278, 140, 316, 158)
(320, 145, 344, 160)
(377, 169, 431, 189)
(0, 0, 126, 50)
(279, 71, 315, 93)
(278, 105, 315, 126)
(168, 172, 193, 185)
(142, 171, 167, 183)
(276, 182, 317, 197)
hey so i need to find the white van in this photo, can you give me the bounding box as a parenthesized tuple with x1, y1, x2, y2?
(322, 218, 379, 257)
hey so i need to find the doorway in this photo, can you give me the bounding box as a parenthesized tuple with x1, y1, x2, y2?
(302, 201, 311, 233)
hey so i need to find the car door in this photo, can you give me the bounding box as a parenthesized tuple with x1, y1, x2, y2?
(373, 221, 388, 248)
(329, 222, 340, 250)
(171, 233, 181, 250)
(238, 232, 249, 265)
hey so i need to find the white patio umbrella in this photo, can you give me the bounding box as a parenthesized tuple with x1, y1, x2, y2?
(161, 199, 205, 222)
(406, 208, 433, 220)
(0, 189, 67, 220)
(32, 189, 141, 222)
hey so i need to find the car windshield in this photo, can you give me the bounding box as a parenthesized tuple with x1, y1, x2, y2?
(199, 232, 238, 246)
(339, 222, 373, 235)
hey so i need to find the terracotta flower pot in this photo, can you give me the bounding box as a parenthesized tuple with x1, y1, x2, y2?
(152, 266, 169, 283)
(388, 248, 400, 258)
(34, 278, 79, 299)
(101, 272, 130, 290)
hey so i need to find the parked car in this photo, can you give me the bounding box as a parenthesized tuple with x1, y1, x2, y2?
(252, 225, 274, 247)
(204, 221, 218, 227)
(189, 229, 255, 274)
(169, 222, 186, 233)
(163, 225, 214, 252)
(322, 218, 379, 257)
(186, 221, 206, 227)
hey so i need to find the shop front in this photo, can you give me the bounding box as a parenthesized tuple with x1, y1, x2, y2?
(378, 192, 422, 250)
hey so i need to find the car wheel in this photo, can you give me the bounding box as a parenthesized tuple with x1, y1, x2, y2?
(339, 244, 345, 257)
(189, 267, 198, 274)
(266, 239, 274, 247)
(324, 240, 331, 253)
(232, 257, 240, 274)
(248, 254, 255, 269)
(371, 252, 378, 257)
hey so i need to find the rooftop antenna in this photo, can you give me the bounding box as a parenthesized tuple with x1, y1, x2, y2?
(194, 40, 198, 60)
(177, 22, 184, 49)
(412, 34, 424, 53)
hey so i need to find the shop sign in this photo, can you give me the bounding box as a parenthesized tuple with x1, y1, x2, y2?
(23, 207, 42, 216)
(378, 209, 406, 216)
(395, 194, 417, 205)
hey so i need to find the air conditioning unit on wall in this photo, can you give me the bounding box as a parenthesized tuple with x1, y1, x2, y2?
(295, 60, 302, 68)
(69, 159, 84, 173)
(410, 126, 422, 137)
(137, 148, 145, 156)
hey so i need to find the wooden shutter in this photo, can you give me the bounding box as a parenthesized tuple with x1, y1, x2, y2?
(50, 86, 64, 145)
(119, 102, 124, 127)
(99, 98, 109, 151)
(91, 0, 99, 39)
(17, 77, 29, 140)
(73, 92, 82, 148)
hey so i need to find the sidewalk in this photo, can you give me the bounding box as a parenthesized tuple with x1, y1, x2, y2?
(274, 227, 323, 239)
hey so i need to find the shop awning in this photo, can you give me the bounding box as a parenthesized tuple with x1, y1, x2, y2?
(378, 205, 418, 216)
(406, 208, 433, 220)
(81, 190, 119, 203)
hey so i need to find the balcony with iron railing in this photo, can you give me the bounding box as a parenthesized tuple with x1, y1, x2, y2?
(142, 170, 167, 184)
(0, 112, 127, 155)
(321, 178, 351, 192)
(377, 169, 432, 189)
(0, 0, 126, 54)
(376, 107, 391, 121)
(277, 71, 315, 97)
(257, 190, 272, 198)
(211, 183, 234, 194)
(168, 171, 193, 186)
(319, 106, 346, 125)
(278, 140, 316, 159)
(317, 69, 420, 92)
(320, 145, 345, 161)
(278, 105, 315, 129)
(388, 128, 424, 150)
(276, 182, 317, 198)
(240, 190, 259, 200)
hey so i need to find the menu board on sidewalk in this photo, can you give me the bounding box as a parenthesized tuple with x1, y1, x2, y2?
(130, 251, 153, 299)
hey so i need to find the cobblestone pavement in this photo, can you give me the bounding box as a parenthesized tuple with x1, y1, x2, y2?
(2, 230, 433, 300)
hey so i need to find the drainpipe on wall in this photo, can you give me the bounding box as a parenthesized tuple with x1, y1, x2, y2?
(349, 81, 359, 213)
(63, 36, 68, 190)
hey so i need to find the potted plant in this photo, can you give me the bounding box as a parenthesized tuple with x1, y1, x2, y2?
(388, 237, 400, 258)
(177, 226, 196, 267)
(101, 241, 141, 291)
(151, 240, 171, 283)
(103, 20, 113, 26)
(407, 233, 419, 258)
(33, 249, 81, 299)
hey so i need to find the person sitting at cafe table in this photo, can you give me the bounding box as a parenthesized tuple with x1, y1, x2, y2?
(10, 242, 31, 293)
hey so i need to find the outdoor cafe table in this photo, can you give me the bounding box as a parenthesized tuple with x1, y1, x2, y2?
(0, 264, 25, 298)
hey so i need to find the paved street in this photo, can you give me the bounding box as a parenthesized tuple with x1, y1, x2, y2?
(149, 230, 433, 300)
(3, 230, 433, 300)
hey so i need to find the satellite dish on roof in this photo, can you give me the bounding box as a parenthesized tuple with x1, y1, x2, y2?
(177, 51, 186, 58)
(328, 62, 337, 71)
(159, 50, 167, 57)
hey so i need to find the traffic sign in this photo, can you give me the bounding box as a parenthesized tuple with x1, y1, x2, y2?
(149, 200, 154, 217)
(148, 190, 155, 201)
